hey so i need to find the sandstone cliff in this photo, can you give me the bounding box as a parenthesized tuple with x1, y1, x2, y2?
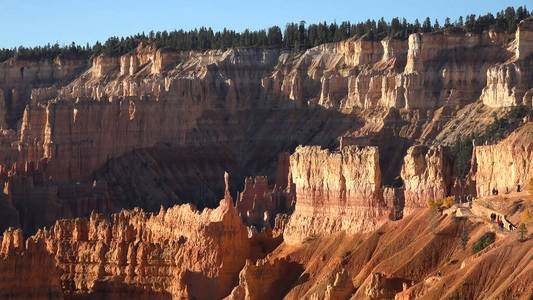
(0, 57, 88, 128)
(481, 18, 533, 108)
(0, 18, 532, 239)
(266, 25, 514, 112)
(9, 20, 525, 187)
(474, 123, 533, 197)
(283, 145, 388, 243)
(401, 145, 454, 215)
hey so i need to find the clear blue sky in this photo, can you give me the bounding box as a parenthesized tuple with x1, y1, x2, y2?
(0, 0, 529, 48)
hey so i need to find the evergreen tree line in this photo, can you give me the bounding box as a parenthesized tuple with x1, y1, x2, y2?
(0, 42, 92, 62)
(0, 5, 529, 62)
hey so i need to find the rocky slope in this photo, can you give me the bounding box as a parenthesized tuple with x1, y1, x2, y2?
(4, 193, 532, 299)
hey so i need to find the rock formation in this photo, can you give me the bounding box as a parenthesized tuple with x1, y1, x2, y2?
(401, 145, 454, 215)
(0, 229, 63, 300)
(224, 258, 303, 300)
(236, 176, 282, 229)
(0, 19, 531, 235)
(283, 145, 388, 243)
(474, 123, 533, 197)
(324, 268, 355, 300)
(235, 153, 294, 230)
(0, 57, 88, 128)
(0, 15, 532, 300)
(0, 174, 254, 300)
(481, 18, 533, 108)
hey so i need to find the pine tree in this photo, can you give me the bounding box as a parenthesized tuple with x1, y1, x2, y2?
(457, 16, 464, 26)
(256, 30, 267, 48)
(465, 14, 476, 32)
(518, 223, 528, 241)
(401, 18, 409, 38)
(422, 17, 432, 33)
(298, 21, 307, 48)
(414, 19, 421, 33)
(377, 17, 388, 38)
(517, 6, 525, 20)
(267, 26, 282, 48)
(461, 230, 469, 250)
(505, 7, 517, 33)
(390, 17, 401, 38)
(283, 23, 299, 49)
(445, 17, 451, 28)
(434, 19, 440, 31)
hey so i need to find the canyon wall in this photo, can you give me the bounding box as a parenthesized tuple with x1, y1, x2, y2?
(0, 57, 89, 128)
(283, 145, 388, 243)
(474, 123, 533, 197)
(14, 47, 287, 184)
(267, 28, 510, 112)
(0, 20, 533, 298)
(481, 18, 533, 108)
(0, 19, 532, 236)
(282, 143, 456, 242)
(401, 145, 454, 215)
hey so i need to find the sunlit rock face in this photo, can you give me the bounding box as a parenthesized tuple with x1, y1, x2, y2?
(473, 123, 533, 197)
(401, 145, 454, 215)
(283, 145, 388, 243)
(0, 176, 253, 300)
(481, 18, 533, 108)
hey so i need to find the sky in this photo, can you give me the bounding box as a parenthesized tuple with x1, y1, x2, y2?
(0, 0, 529, 48)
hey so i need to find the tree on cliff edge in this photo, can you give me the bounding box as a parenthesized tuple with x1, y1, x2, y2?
(0, 5, 530, 62)
(267, 26, 283, 48)
(422, 17, 432, 33)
